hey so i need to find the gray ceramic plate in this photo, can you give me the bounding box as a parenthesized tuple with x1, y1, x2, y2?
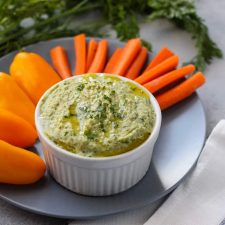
(0, 37, 206, 219)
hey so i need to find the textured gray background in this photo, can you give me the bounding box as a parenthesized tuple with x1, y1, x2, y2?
(0, 0, 224, 224)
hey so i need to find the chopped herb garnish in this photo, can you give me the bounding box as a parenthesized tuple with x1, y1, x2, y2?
(100, 122, 106, 132)
(94, 114, 100, 119)
(110, 105, 115, 113)
(114, 112, 123, 119)
(111, 90, 116, 95)
(112, 122, 119, 128)
(103, 94, 112, 102)
(84, 130, 97, 140)
(97, 103, 107, 119)
(79, 106, 88, 112)
(77, 83, 85, 91)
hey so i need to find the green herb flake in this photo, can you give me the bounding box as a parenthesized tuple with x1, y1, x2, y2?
(111, 90, 116, 95)
(77, 83, 85, 91)
(114, 112, 123, 119)
(103, 94, 112, 102)
(79, 106, 88, 112)
(84, 130, 97, 140)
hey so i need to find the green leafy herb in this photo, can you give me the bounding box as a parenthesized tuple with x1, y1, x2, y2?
(147, 0, 223, 71)
(102, 0, 151, 49)
(0, 0, 103, 55)
(0, 0, 222, 71)
(114, 112, 123, 119)
(77, 83, 85, 91)
(79, 106, 88, 113)
(111, 90, 116, 95)
(84, 130, 97, 140)
(103, 94, 112, 102)
(103, 0, 139, 41)
(97, 102, 107, 119)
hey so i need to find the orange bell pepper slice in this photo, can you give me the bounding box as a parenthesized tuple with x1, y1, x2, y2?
(0, 73, 35, 126)
(0, 140, 46, 184)
(10, 52, 61, 105)
(0, 109, 37, 148)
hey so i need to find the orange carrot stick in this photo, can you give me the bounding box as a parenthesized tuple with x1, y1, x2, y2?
(144, 47, 174, 72)
(125, 47, 148, 79)
(88, 39, 108, 73)
(86, 39, 98, 72)
(110, 38, 142, 76)
(74, 33, 86, 75)
(50, 46, 72, 79)
(144, 64, 195, 93)
(104, 48, 123, 73)
(135, 55, 179, 85)
(156, 72, 206, 110)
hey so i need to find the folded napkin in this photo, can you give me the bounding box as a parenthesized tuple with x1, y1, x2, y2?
(144, 120, 225, 225)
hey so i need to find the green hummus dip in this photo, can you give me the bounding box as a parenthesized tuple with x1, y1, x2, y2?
(40, 74, 156, 157)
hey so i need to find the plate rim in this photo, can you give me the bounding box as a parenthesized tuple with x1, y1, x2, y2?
(0, 37, 207, 219)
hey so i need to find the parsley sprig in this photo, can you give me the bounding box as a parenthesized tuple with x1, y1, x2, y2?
(147, 0, 223, 70)
(0, 0, 222, 71)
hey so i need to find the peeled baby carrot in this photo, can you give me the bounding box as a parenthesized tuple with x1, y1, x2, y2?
(0, 109, 37, 148)
(135, 55, 179, 85)
(86, 39, 98, 72)
(50, 46, 72, 79)
(156, 72, 206, 110)
(0, 140, 46, 185)
(0, 72, 35, 127)
(144, 47, 174, 72)
(104, 48, 123, 73)
(125, 47, 148, 79)
(74, 33, 86, 75)
(110, 38, 142, 76)
(144, 64, 195, 93)
(88, 39, 108, 73)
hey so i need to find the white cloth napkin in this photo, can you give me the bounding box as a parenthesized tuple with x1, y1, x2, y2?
(144, 119, 225, 225)
(70, 120, 225, 225)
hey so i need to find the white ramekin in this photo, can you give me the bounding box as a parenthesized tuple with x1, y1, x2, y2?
(35, 74, 161, 196)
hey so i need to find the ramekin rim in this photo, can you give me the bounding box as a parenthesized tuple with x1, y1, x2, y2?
(35, 73, 162, 162)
